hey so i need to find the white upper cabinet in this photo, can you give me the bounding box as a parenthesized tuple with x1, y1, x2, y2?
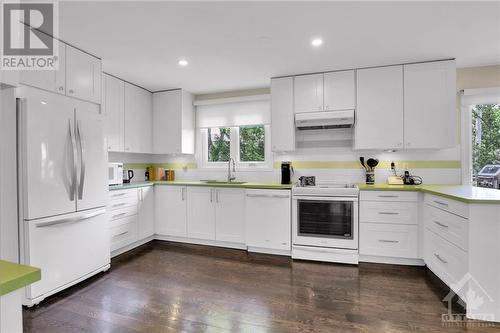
(153, 89, 194, 154)
(124, 83, 153, 153)
(271, 77, 295, 152)
(404, 60, 456, 149)
(65, 45, 101, 104)
(20, 41, 66, 95)
(102, 74, 124, 152)
(294, 73, 324, 113)
(355, 65, 404, 150)
(323, 70, 355, 111)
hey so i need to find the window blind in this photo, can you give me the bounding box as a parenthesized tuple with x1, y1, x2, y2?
(196, 99, 271, 128)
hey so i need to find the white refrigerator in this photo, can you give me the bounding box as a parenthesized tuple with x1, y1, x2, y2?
(17, 86, 110, 306)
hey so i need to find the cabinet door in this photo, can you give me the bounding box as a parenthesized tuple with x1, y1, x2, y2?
(124, 83, 153, 153)
(215, 188, 245, 243)
(271, 77, 295, 152)
(102, 74, 124, 152)
(153, 90, 182, 154)
(20, 42, 66, 95)
(155, 186, 187, 237)
(404, 60, 456, 149)
(187, 187, 215, 240)
(323, 70, 355, 111)
(294, 74, 324, 113)
(138, 186, 155, 239)
(245, 190, 291, 251)
(355, 66, 404, 150)
(66, 45, 101, 104)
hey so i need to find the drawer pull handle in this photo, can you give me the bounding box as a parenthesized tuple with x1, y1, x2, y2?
(433, 220, 449, 228)
(112, 193, 126, 197)
(113, 231, 128, 238)
(378, 212, 399, 215)
(434, 200, 449, 207)
(378, 195, 398, 198)
(434, 253, 448, 264)
(112, 203, 127, 208)
(378, 239, 399, 243)
(112, 212, 127, 219)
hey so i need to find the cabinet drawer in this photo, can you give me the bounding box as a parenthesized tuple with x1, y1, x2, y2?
(425, 205, 468, 251)
(110, 218, 138, 252)
(107, 194, 138, 211)
(109, 189, 137, 200)
(424, 229, 467, 288)
(360, 191, 418, 202)
(360, 201, 417, 225)
(424, 194, 469, 219)
(109, 205, 138, 226)
(360, 223, 418, 258)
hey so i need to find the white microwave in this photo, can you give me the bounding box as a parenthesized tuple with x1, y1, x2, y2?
(108, 163, 123, 186)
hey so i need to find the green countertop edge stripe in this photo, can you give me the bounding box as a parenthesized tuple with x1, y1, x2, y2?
(109, 181, 292, 190)
(0, 261, 41, 296)
(109, 182, 499, 203)
(357, 184, 500, 204)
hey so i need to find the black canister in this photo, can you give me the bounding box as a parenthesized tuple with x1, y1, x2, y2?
(281, 161, 293, 184)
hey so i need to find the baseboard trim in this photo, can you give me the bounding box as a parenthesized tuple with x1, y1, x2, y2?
(359, 255, 425, 266)
(247, 246, 291, 256)
(111, 235, 155, 258)
(154, 235, 246, 250)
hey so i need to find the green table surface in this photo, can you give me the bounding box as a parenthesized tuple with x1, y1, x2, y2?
(0, 260, 40, 296)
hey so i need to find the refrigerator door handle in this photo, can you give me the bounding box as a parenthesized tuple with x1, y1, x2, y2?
(35, 208, 106, 228)
(76, 119, 86, 200)
(68, 119, 77, 202)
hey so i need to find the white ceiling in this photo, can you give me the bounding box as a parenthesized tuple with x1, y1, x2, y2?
(59, 1, 500, 94)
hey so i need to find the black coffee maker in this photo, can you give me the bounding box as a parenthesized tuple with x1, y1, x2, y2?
(281, 162, 294, 185)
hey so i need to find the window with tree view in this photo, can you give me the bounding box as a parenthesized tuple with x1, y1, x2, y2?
(472, 104, 500, 185)
(239, 125, 265, 162)
(207, 127, 230, 162)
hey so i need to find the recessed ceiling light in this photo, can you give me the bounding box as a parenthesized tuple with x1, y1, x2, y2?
(178, 59, 188, 67)
(311, 38, 323, 47)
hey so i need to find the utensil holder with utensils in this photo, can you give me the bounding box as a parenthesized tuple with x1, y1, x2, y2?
(360, 156, 379, 184)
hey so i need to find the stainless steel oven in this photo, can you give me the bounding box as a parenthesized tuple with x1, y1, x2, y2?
(292, 191, 358, 250)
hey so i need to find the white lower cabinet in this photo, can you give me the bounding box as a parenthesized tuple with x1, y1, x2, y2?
(155, 186, 187, 237)
(359, 191, 419, 261)
(215, 188, 245, 243)
(187, 187, 216, 240)
(360, 223, 418, 258)
(186, 187, 245, 243)
(245, 189, 291, 253)
(108, 186, 155, 254)
(138, 186, 155, 239)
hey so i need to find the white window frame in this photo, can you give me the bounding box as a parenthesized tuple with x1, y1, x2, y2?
(199, 125, 272, 170)
(460, 87, 500, 185)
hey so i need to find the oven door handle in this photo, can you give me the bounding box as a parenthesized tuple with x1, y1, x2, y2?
(292, 195, 358, 202)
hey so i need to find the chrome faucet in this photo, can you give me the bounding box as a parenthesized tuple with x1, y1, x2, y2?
(227, 158, 236, 182)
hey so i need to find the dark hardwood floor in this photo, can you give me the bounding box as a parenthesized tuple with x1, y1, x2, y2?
(24, 241, 499, 333)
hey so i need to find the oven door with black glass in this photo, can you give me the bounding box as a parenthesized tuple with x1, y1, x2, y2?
(292, 196, 358, 250)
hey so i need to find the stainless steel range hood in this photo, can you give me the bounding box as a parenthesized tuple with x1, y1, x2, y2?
(295, 110, 355, 130)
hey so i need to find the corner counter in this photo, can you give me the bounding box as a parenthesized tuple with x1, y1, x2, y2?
(0, 261, 40, 333)
(357, 184, 500, 204)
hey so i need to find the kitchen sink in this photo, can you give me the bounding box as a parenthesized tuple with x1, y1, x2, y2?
(201, 180, 247, 185)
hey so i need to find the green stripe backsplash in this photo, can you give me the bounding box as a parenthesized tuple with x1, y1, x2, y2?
(125, 160, 460, 170)
(273, 160, 461, 169)
(124, 162, 198, 170)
